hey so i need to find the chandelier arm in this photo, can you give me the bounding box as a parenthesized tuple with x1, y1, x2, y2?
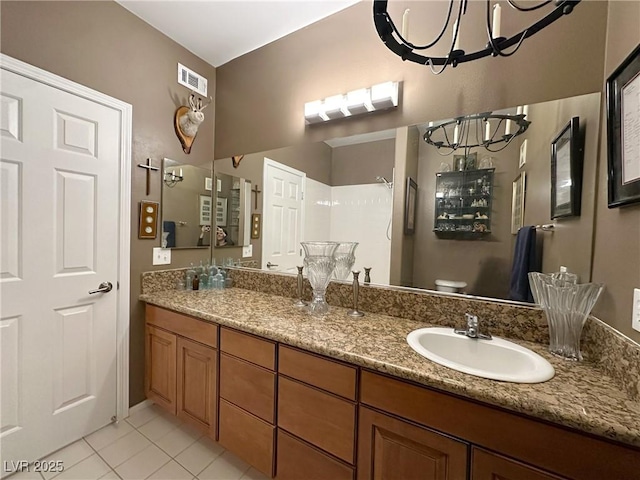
(391, 0, 455, 51)
(507, 0, 553, 12)
(427, 57, 449, 75)
(373, 0, 580, 67)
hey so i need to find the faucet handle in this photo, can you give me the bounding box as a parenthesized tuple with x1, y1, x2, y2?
(465, 313, 478, 327)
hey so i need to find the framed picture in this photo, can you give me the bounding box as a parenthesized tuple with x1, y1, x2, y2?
(199, 195, 211, 226)
(215, 197, 227, 227)
(251, 213, 261, 239)
(511, 172, 526, 234)
(606, 44, 640, 208)
(404, 177, 417, 235)
(551, 116, 583, 219)
(519, 139, 528, 169)
(453, 152, 477, 171)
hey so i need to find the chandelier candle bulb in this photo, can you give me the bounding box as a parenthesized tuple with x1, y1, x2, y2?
(402, 8, 410, 39)
(484, 120, 491, 141)
(504, 119, 512, 136)
(516, 105, 523, 116)
(453, 124, 460, 144)
(523, 104, 529, 119)
(492, 3, 502, 39)
(453, 19, 460, 51)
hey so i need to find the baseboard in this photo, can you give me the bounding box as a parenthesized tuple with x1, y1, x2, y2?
(128, 398, 154, 416)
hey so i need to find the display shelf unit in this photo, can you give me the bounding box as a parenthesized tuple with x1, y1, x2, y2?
(434, 168, 495, 236)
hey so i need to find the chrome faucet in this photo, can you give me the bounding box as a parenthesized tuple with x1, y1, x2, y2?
(455, 313, 492, 340)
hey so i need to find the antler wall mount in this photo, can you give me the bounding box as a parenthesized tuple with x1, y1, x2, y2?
(174, 92, 212, 154)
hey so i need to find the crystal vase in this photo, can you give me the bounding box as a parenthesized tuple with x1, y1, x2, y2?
(528, 272, 603, 361)
(333, 242, 359, 281)
(301, 241, 339, 315)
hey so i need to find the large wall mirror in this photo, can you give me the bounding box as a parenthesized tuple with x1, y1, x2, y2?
(161, 158, 213, 249)
(213, 92, 601, 304)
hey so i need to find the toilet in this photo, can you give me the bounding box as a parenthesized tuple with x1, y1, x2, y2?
(435, 279, 468, 293)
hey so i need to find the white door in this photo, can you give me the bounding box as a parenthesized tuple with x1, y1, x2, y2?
(1, 68, 121, 467)
(262, 158, 305, 272)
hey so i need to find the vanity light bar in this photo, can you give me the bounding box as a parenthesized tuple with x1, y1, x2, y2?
(304, 81, 399, 125)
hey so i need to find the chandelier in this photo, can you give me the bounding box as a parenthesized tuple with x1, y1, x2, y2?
(373, 0, 581, 74)
(424, 108, 530, 154)
(163, 168, 184, 188)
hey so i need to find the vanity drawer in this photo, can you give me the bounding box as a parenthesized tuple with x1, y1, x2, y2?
(219, 399, 275, 477)
(220, 327, 276, 370)
(220, 353, 276, 423)
(276, 430, 354, 480)
(278, 376, 356, 464)
(278, 346, 357, 400)
(146, 305, 217, 348)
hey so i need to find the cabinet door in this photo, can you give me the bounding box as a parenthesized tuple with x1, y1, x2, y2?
(471, 448, 566, 480)
(357, 406, 468, 480)
(145, 325, 177, 414)
(176, 337, 217, 438)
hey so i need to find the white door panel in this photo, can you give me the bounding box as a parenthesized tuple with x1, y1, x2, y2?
(263, 159, 305, 272)
(0, 68, 120, 469)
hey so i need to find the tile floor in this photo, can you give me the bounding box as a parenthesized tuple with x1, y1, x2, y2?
(10, 403, 268, 480)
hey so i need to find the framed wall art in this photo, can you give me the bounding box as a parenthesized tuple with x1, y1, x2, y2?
(551, 116, 583, 219)
(404, 177, 417, 235)
(511, 172, 526, 234)
(606, 44, 640, 208)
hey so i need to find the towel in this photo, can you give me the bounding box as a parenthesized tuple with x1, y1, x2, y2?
(162, 221, 176, 248)
(509, 226, 540, 303)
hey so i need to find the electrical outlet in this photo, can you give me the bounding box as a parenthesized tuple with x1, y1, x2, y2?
(152, 247, 171, 266)
(242, 244, 253, 258)
(633, 288, 640, 333)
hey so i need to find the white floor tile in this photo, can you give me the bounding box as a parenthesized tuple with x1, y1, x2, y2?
(240, 468, 269, 480)
(114, 445, 170, 480)
(146, 461, 192, 480)
(98, 430, 152, 468)
(174, 438, 223, 476)
(53, 454, 111, 480)
(85, 422, 134, 451)
(125, 405, 160, 429)
(137, 415, 179, 443)
(153, 424, 200, 458)
(197, 451, 250, 480)
(39, 440, 94, 480)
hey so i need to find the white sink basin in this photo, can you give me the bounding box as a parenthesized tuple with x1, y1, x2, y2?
(407, 327, 555, 383)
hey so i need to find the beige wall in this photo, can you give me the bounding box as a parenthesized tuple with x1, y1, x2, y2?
(331, 139, 395, 186)
(214, 1, 607, 159)
(591, 1, 640, 342)
(522, 94, 601, 283)
(1, 1, 217, 405)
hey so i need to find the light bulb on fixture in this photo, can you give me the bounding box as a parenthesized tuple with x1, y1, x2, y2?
(163, 169, 184, 188)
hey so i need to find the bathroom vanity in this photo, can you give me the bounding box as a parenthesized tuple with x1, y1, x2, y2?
(141, 283, 640, 480)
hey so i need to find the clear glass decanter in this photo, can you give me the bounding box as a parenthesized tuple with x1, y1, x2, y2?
(301, 241, 339, 315)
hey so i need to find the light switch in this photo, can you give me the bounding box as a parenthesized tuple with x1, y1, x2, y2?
(153, 247, 171, 265)
(242, 244, 253, 258)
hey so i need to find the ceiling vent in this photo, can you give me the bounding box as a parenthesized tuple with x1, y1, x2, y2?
(177, 63, 208, 97)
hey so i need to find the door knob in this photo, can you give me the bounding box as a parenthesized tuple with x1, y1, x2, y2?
(89, 281, 113, 294)
(266, 262, 279, 268)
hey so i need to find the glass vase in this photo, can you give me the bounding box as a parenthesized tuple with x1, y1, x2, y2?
(528, 272, 603, 361)
(301, 241, 339, 315)
(333, 242, 359, 281)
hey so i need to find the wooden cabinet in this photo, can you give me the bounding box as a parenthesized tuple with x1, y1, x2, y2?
(176, 337, 217, 437)
(219, 328, 276, 477)
(471, 448, 566, 480)
(145, 324, 176, 414)
(357, 406, 468, 480)
(276, 430, 354, 480)
(145, 305, 218, 437)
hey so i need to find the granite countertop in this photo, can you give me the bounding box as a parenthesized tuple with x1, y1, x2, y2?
(140, 288, 640, 448)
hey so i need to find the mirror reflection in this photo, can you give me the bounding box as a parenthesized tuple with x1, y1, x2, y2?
(213, 92, 601, 303)
(161, 159, 212, 249)
(214, 172, 252, 248)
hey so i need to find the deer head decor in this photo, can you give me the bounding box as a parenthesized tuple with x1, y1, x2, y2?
(174, 92, 212, 154)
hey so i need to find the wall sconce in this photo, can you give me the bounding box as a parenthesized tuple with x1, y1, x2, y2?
(304, 81, 400, 125)
(164, 168, 184, 188)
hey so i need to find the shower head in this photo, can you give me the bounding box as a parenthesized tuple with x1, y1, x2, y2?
(376, 176, 393, 189)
